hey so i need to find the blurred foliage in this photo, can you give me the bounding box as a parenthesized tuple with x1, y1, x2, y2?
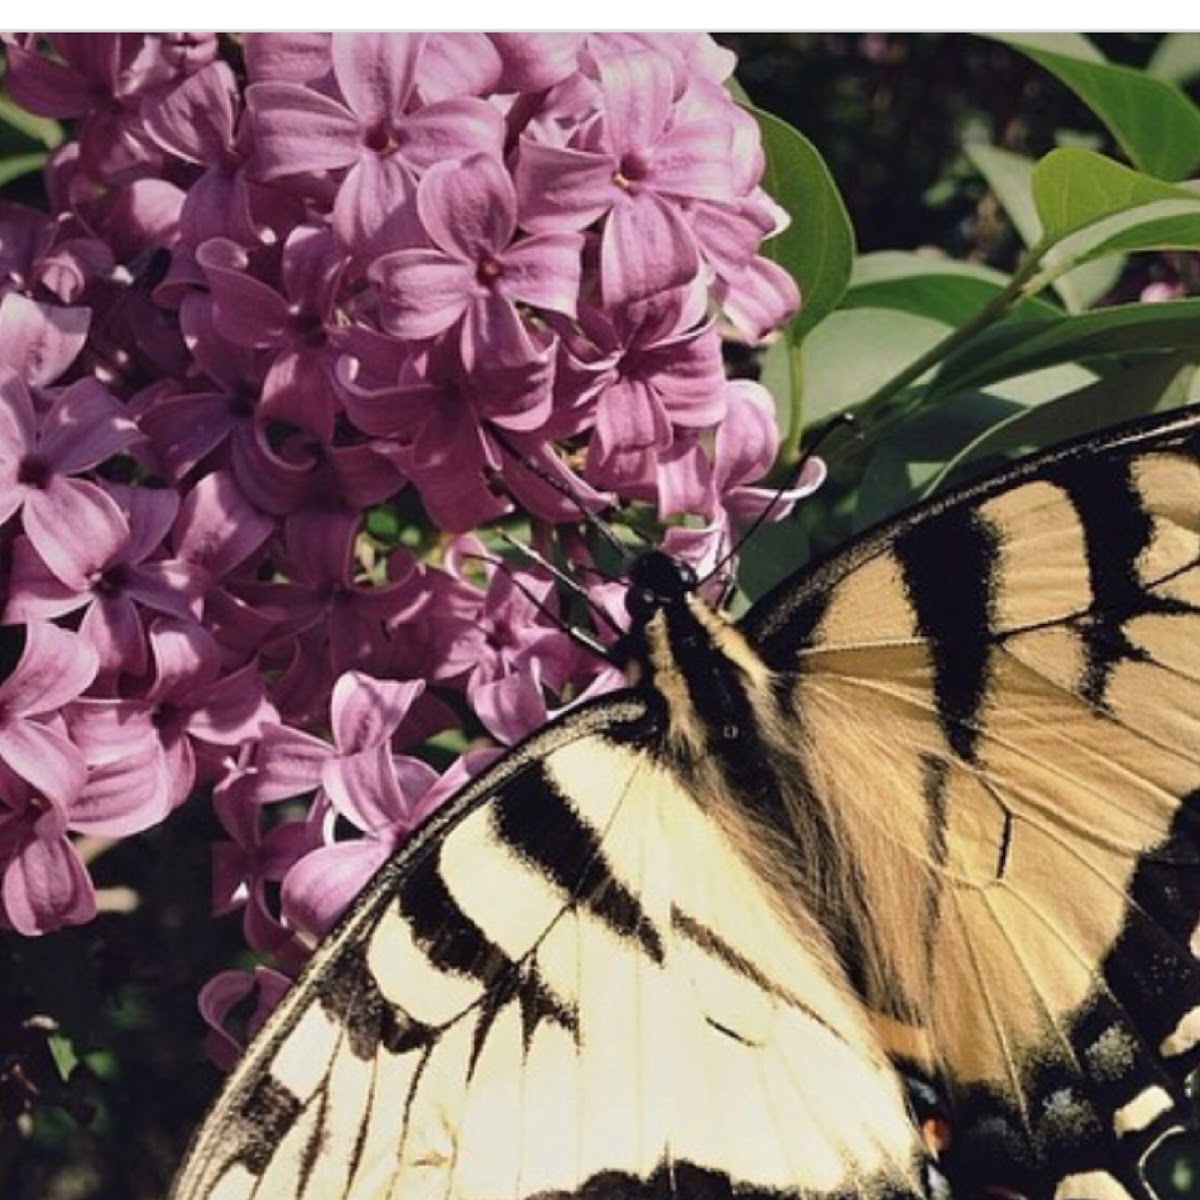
(5, 31, 1200, 1200)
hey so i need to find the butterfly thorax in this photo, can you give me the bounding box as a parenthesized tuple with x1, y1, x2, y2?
(622, 551, 777, 763)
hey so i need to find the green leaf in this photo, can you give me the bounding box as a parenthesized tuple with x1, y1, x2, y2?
(1148, 33, 1200, 84)
(965, 144, 1121, 310)
(923, 355, 1194, 494)
(0, 150, 46, 189)
(1033, 148, 1200, 242)
(1072, 208, 1200, 261)
(800, 307, 952, 424)
(48, 1031, 80, 1082)
(930, 298, 1200, 399)
(844, 252, 1062, 324)
(996, 35, 1200, 179)
(0, 91, 62, 149)
(751, 105, 855, 341)
(966, 143, 1041, 245)
(990, 32, 1106, 62)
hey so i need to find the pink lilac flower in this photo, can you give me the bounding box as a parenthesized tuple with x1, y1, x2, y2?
(370, 152, 584, 367)
(566, 283, 728, 492)
(516, 50, 736, 304)
(0, 294, 93, 386)
(0, 622, 97, 805)
(246, 32, 505, 256)
(0, 369, 139, 583)
(196, 228, 347, 439)
(1, 34, 184, 184)
(210, 762, 316, 960)
(7, 482, 207, 680)
(231, 509, 428, 715)
(0, 665, 172, 935)
(137, 618, 279, 809)
(140, 59, 260, 248)
(0, 34, 811, 976)
(338, 336, 560, 531)
(198, 965, 292, 1071)
(0, 771, 97, 935)
(282, 740, 491, 939)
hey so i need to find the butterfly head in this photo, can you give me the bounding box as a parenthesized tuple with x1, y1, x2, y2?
(624, 550, 699, 626)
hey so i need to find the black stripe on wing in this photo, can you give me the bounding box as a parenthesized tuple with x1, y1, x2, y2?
(1046, 450, 1189, 712)
(494, 763, 665, 963)
(527, 1159, 923, 1200)
(893, 505, 998, 764)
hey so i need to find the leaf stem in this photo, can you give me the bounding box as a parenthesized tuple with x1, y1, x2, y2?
(781, 338, 806, 464)
(848, 242, 1053, 428)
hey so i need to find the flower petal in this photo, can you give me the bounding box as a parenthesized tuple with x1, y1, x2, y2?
(397, 99, 505, 174)
(331, 672, 425, 753)
(24, 477, 129, 591)
(0, 294, 89, 387)
(498, 232, 584, 316)
(331, 31, 422, 126)
(246, 82, 360, 179)
(0, 718, 87, 807)
(419, 154, 515, 260)
(597, 51, 674, 156)
(283, 838, 391, 938)
(369, 249, 472, 340)
(37, 377, 138, 474)
(2, 829, 95, 935)
(0, 621, 98, 716)
(601, 190, 700, 306)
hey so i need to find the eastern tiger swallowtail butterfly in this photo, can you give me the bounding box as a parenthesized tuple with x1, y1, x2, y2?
(172, 406, 1200, 1200)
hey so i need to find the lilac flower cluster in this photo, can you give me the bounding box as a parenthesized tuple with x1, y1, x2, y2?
(0, 34, 817, 1037)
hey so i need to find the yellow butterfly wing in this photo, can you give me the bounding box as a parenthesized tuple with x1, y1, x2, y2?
(172, 699, 924, 1200)
(743, 407, 1200, 1199)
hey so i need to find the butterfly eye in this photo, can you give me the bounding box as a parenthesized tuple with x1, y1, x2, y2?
(625, 587, 658, 624)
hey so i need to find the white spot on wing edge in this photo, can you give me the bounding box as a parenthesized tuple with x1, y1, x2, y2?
(207, 1166, 255, 1200)
(266, 1003, 340, 1103)
(1113, 1086, 1173, 1137)
(1054, 1170, 1135, 1200)
(1160, 1006, 1200, 1058)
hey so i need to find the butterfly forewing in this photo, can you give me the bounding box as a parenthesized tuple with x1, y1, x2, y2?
(173, 697, 924, 1200)
(744, 408, 1200, 1199)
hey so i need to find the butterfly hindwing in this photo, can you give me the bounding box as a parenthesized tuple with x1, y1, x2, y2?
(742, 408, 1200, 1198)
(173, 696, 924, 1200)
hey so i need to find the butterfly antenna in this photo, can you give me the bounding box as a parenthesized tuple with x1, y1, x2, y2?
(461, 548, 618, 667)
(495, 530, 625, 641)
(701, 412, 855, 591)
(488, 426, 635, 567)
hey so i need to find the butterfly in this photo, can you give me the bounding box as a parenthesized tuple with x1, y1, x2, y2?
(172, 405, 1200, 1200)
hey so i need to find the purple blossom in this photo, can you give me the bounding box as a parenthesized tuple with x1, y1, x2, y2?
(141, 59, 260, 248)
(282, 743, 486, 939)
(196, 227, 346, 439)
(0, 370, 139, 583)
(198, 965, 292, 1072)
(569, 284, 728, 492)
(516, 50, 736, 303)
(0, 622, 97, 805)
(370, 152, 584, 366)
(0, 33, 811, 988)
(0, 294, 93, 386)
(7, 482, 207, 679)
(0, 773, 97, 935)
(0, 635, 172, 934)
(246, 33, 505, 256)
(137, 618, 279, 808)
(210, 764, 316, 959)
